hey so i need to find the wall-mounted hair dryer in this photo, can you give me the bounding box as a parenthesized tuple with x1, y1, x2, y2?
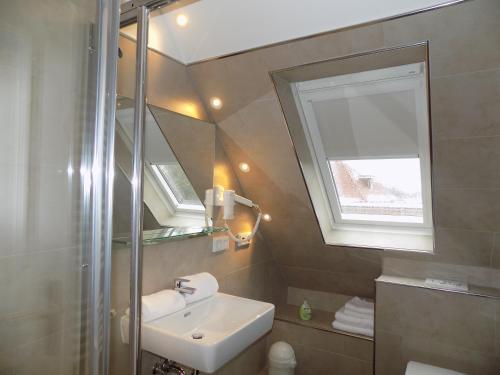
(204, 186, 262, 244)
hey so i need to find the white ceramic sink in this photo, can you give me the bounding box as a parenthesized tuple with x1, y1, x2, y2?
(121, 293, 275, 373)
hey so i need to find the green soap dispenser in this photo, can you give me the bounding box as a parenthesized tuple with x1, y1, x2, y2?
(299, 300, 312, 321)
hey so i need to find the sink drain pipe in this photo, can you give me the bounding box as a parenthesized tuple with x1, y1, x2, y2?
(152, 359, 200, 375)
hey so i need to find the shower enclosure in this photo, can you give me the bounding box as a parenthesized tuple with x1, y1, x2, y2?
(0, 1, 119, 374)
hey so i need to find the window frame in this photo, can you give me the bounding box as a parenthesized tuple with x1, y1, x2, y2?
(150, 163, 205, 214)
(293, 63, 433, 236)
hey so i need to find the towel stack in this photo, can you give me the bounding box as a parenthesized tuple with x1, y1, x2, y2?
(127, 272, 219, 322)
(332, 297, 374, 337)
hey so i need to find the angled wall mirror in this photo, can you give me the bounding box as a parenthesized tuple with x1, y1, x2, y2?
(113, 96, 217, 243)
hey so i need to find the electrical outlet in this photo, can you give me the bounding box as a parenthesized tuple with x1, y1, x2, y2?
(235, 232, 251, 249)
(212, 236, 229, 253)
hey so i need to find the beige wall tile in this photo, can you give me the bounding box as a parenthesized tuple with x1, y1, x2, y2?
(434, 136, 500, 189)
(283, 266, 375, 298)
(382, 0, 500, 77)
(495, 300, 500, 357)
(186, 59, 236, 123)
(221, 261, 275, 303)
(433, 228, 494, 267)
(491, 233, 500, 269)
(374, 330, 403, 375)
(290, 30, 354, 65)
(434, 188, 500, 231)
(431, 68, 500, 140)
(0, 350, 14, 375)
(377, 282, 497, 354)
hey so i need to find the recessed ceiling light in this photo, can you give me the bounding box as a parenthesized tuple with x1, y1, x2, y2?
(210, 97, 223, 110)
(238, 162, 250, 173)
(262, 213, 272, 222)
(176, 14, 189, 27)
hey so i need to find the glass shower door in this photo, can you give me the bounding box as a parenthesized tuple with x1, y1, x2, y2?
(0, 1, 118, 374)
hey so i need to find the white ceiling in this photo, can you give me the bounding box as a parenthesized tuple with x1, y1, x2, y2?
(122, 0, 453, 64)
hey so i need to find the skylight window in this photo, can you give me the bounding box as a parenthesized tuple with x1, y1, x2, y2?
(276, 49, 435, 251)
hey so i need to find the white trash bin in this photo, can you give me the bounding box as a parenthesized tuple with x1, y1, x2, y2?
(268, 341, 296, 375)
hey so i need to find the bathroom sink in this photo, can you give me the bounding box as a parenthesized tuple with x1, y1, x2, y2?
(121, 293, 275, 373)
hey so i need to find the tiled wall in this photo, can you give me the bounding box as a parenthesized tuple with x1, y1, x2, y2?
(111, 36, 286, 375)
(186, 0, 500, 299)
(376, 279, 500, 375)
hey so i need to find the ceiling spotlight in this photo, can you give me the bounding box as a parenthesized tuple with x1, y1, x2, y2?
(210, 97, 223, 110)
(262, 213, 272, 222)
(176, 14, 189, 27)
(238, 162, 250, 173)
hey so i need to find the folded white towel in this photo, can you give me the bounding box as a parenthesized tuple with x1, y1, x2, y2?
(180, 272, 219, 304)
(344, 297, 374, 316)
(141, 289, 186, 322)
(332, 320, 374, 337)
(340, 306, 373, 320)
(335, 307, 374, 329)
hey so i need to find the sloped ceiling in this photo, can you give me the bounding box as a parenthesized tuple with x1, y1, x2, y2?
(121, 0, 454, 64)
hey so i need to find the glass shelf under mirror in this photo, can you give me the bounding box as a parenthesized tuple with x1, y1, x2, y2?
(113, 226, 227, 246)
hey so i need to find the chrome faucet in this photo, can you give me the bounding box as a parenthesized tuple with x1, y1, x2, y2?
(173, 278, 196, 295)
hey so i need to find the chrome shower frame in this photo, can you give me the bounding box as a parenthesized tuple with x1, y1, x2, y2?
(119, 1, 178, 375)
(81, 0, 120, 374)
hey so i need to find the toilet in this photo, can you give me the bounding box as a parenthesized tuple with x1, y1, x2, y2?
(405, 361, 465, 375)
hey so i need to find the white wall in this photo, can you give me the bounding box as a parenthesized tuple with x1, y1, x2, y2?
(122, 0, 455, 64)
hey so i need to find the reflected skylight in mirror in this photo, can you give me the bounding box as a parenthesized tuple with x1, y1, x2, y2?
(152, 164, 204, 211)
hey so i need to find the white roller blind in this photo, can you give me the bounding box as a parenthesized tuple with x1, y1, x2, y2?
(312, 89, 419, 159)
(297, 63, 426, 160)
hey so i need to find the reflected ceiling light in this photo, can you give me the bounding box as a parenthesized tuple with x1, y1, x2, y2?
(238, 162, 250, 173)
(176, 14, 189, 27)
(262, 213, 272, 222)
(210, 97, 223, 110)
